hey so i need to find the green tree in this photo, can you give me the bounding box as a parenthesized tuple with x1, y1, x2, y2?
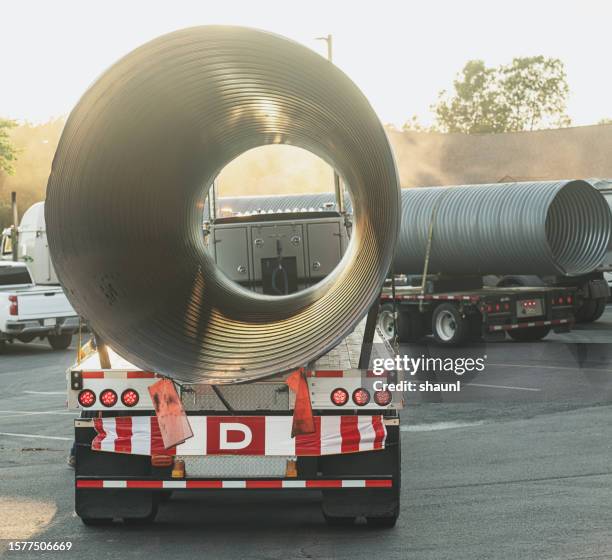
(0, 119, 18, 174)
(401, 115, 438, 133)
(433, 57, 571, 134)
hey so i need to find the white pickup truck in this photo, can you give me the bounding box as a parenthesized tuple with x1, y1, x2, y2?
(0, 260, 78, 350)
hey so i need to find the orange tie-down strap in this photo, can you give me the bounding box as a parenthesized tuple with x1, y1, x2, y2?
(91, 415, 387, 456)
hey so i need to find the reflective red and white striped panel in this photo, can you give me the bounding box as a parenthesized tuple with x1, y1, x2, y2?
(92, 415, 386, 457)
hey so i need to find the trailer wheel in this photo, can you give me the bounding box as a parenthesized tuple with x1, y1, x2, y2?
(377, 303, 396, 340)
(48, 333, 72, 350)
(576, 297, 607, 323)
(508, 326, 550, 342)
(592, 298, 607, 321)
(396, 310, 425, 343)
(432, 304, 469, 345)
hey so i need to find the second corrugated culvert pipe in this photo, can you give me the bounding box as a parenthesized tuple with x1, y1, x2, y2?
(45, 27, 400, 384)
(395, 180, 611, 276)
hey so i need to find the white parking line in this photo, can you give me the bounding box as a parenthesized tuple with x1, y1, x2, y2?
(401, 421, 485, 432)
(487, 362, 612, 374)
(468, 383, 541, 392)
(0, 432, 71, 441)
(0, 410, 77, 420)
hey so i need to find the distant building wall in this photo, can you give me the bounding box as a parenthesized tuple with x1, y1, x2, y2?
(387, 124, 612, 187)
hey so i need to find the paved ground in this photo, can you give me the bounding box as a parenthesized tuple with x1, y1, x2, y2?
(0, 308, 611, 559)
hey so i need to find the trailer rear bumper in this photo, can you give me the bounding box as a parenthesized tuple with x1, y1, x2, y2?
(76, 478, 393, 490)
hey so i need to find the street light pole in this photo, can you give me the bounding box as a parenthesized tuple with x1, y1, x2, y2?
(315, 34, 344, 214)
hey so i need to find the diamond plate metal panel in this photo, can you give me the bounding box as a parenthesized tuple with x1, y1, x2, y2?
(179, 455, 289, 478)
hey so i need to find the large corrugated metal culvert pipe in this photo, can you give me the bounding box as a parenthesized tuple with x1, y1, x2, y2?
(45, 27, 400, 383)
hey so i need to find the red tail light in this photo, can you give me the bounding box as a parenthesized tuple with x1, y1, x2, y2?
(331, 388, 349, 406)
(78, 389, 96, 407)
(558, 296, 564, 304)
(8, 295, 17, 316)
(504, 303, 510, 311)
(486, 304, 493, 313)
(567, 295, 573, 304)
(374, 390, 392, 406)
(495, 303, 500, 311)
(121, 389, 139, 407)
(352, 388, 371, 406)
(100, 389, 118, 407)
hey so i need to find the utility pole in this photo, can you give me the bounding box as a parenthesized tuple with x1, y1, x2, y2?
(315, 34, 344, 214)
(11, 192, 18, 261)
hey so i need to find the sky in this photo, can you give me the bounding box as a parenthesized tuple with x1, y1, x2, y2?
(2, 0, 612, 128)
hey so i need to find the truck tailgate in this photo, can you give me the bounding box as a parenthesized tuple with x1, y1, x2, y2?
(12, 287, 76, 320)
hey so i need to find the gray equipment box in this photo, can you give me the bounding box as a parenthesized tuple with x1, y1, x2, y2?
(205, 212, 349, 294)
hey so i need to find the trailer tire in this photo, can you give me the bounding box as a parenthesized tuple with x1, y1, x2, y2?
(377, 303, 396, 340)
(48, 333, 72, 350)
(432, 304, 469, 345)
(592, 298, 607, 321)
(508, 326, 551, 342)
(577, 297, 607, 323)
(396, 310, 425, 343)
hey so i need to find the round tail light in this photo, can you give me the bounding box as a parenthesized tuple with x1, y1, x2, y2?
(558, 296, 564, 304)
(100, 389, 118, 407)
(567, 295, 573, 304)
(121, 389, 139, 407)
(331, 388, 349, 406)
(78, 389, 96, 408)
(352, 388, 370, 406)
(374, 390, 392, 406)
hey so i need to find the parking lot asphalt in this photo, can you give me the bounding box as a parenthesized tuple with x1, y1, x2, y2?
(0, 307, 611, 560)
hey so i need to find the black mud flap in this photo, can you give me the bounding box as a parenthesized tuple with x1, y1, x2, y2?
(75, 421, 158, 521)
(76, 489, 156, 521)
(319, 424, 400, 521)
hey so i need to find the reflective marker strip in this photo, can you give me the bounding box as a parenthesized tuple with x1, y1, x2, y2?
(81, 371, 157, 379)
(488, 318, 571, 332)
(76, 479, 393, 489)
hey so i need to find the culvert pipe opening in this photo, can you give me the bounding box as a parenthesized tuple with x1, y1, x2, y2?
(545, 180, 612, 276)
(45, 26, 400, 384)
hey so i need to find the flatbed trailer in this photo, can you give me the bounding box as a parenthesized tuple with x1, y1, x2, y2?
(69, 337, 402, 527)
(379, 282, 577, 344)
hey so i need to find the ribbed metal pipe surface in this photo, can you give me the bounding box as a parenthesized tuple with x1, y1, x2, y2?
(45, 27, 400, 384)
(396, 180, 611, 276)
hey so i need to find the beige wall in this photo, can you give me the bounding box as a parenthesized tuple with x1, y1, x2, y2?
(388, 124, 612, 187)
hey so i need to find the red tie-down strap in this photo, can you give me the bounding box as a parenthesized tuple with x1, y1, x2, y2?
(91, 415, 387, 457)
